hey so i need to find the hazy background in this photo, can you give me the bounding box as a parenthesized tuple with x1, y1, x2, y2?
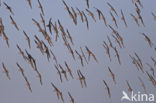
(0, 0, 156, 103)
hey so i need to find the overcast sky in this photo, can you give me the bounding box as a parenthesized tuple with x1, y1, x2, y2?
(0, 0, 156, 103)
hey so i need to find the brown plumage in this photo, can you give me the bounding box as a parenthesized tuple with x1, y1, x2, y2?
(142, 33, 153, 48)
(3, 32, 9, 48)
(3, 2, 14, 15)
(80, 47, 88, 64)
(86, 9, 96, 22)
(54, 65, 62, 83)
(2, 62, 11, 80)
(68, 92, 74, 103)
(107, 2, 118, 16)
(108, 67, 116, 84)
(38, 0, 44, 16)
(121, 9, 128, 27)
(85, 46, 98, 63)
(10, 15, 19, 31)
(126, 80, 133, 92)
(64, 61, 74, 79)
(130, 13, 140, 27)
(75, 50, 84, 67)
(27, 0, 32, 9)
(23, 30, 31, 49)
(103, 80, 111, 98)
(59, 64, 68, 81)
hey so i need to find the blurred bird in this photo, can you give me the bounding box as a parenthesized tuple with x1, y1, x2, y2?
(26, 0, 32, 9)
(86, 9, 96, 22)
(54, 65, 63, 83)
(65, 61, 74, 79)
(38, 0, 44, 16)
(2, 62, 11, 80)
(108, 67, 116, 84)
(142, 33, 153, 48)
(68, 92, 74, 103)
(82, 11, 89, 30)
(121, 9, 128, 27)
(59, 64, 68, 81)
(3, 2, 14, 15)
(3, 32, 9, 48)
(130, 13, 140, 27)
(126, 80, 133, 92)
(75, 50, 84, 67)
(85, 46, 98, 63)
(23, 30, 31, 49)
(103, 80, 111, 98)
(107, 2, 118, 16)
(10, 16, 19, 31)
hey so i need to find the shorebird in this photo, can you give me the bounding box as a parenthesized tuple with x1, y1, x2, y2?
(3, 2, 14, 15)
(2, 62, 11, 80)
(103, 80, 111, 98)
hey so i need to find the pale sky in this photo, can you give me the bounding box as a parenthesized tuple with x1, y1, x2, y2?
(0, 0, 156, 103)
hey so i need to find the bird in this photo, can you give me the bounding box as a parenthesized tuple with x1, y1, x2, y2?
(38, 0, 44, 16)
(0, 18, 4, 36)
(108, 67, 116, 84)
(82, 11, 89, 30)
(113, 47, 121, 65)
(16, 62, 25, 77)
(103, 80, 111, 98)
(68, 92, 74, 103)
(66, 29, 74, 45)
(26, 0, 32, 9)
(126, 80, 133, 92)
(59, 64, 68, 81)
(16, 44, 27, 60)
(130, 13, 140, 27)
(80, 47, 88, 64)
(2, 32, 9, 48)
(10, 15, 19, 31)
(120, 9, 128, 27)
(77, 70, 87, 88)
(2, 62, 11, 80)
(86, 0, 89, 8)
(86, 9, 96, 22)
(46, 18, 52, 35)
(142, 33, 153, 48)
(54, 64, 63, 83)
(151, 12, 156, 20)
(51, 83, 64, 103)
(24, 76, 32, 92)
(107, 2, 118, 16)
(110, 11, 118, 28)
(138, 76, 146, 93)
(76, 8, 84, 23)
(103, 41, 111, 61)
(151, 57, 156, 66)
(75, 50, 84, 67)
(85, 46, 98, 63)
(3, 2, 14, 15)
(23, 30, 31, 49)
(64, 61, 74, 79)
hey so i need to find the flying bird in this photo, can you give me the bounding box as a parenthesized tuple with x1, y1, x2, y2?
(38, 0, 44, 16)
(3, 2, 14, 15)
(23, 30, 31, 49)
(26, 0, 32, 9)
(121, 9, 128, 27)
(2, 62, 11, 80)
(10, 15, 19, 31)
(103, 80, 111, 98)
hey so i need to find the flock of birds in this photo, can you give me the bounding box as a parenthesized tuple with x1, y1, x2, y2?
(0, 0, 156, 103)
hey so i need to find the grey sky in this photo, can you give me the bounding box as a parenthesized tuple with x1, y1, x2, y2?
(0, 0, 156, 103)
